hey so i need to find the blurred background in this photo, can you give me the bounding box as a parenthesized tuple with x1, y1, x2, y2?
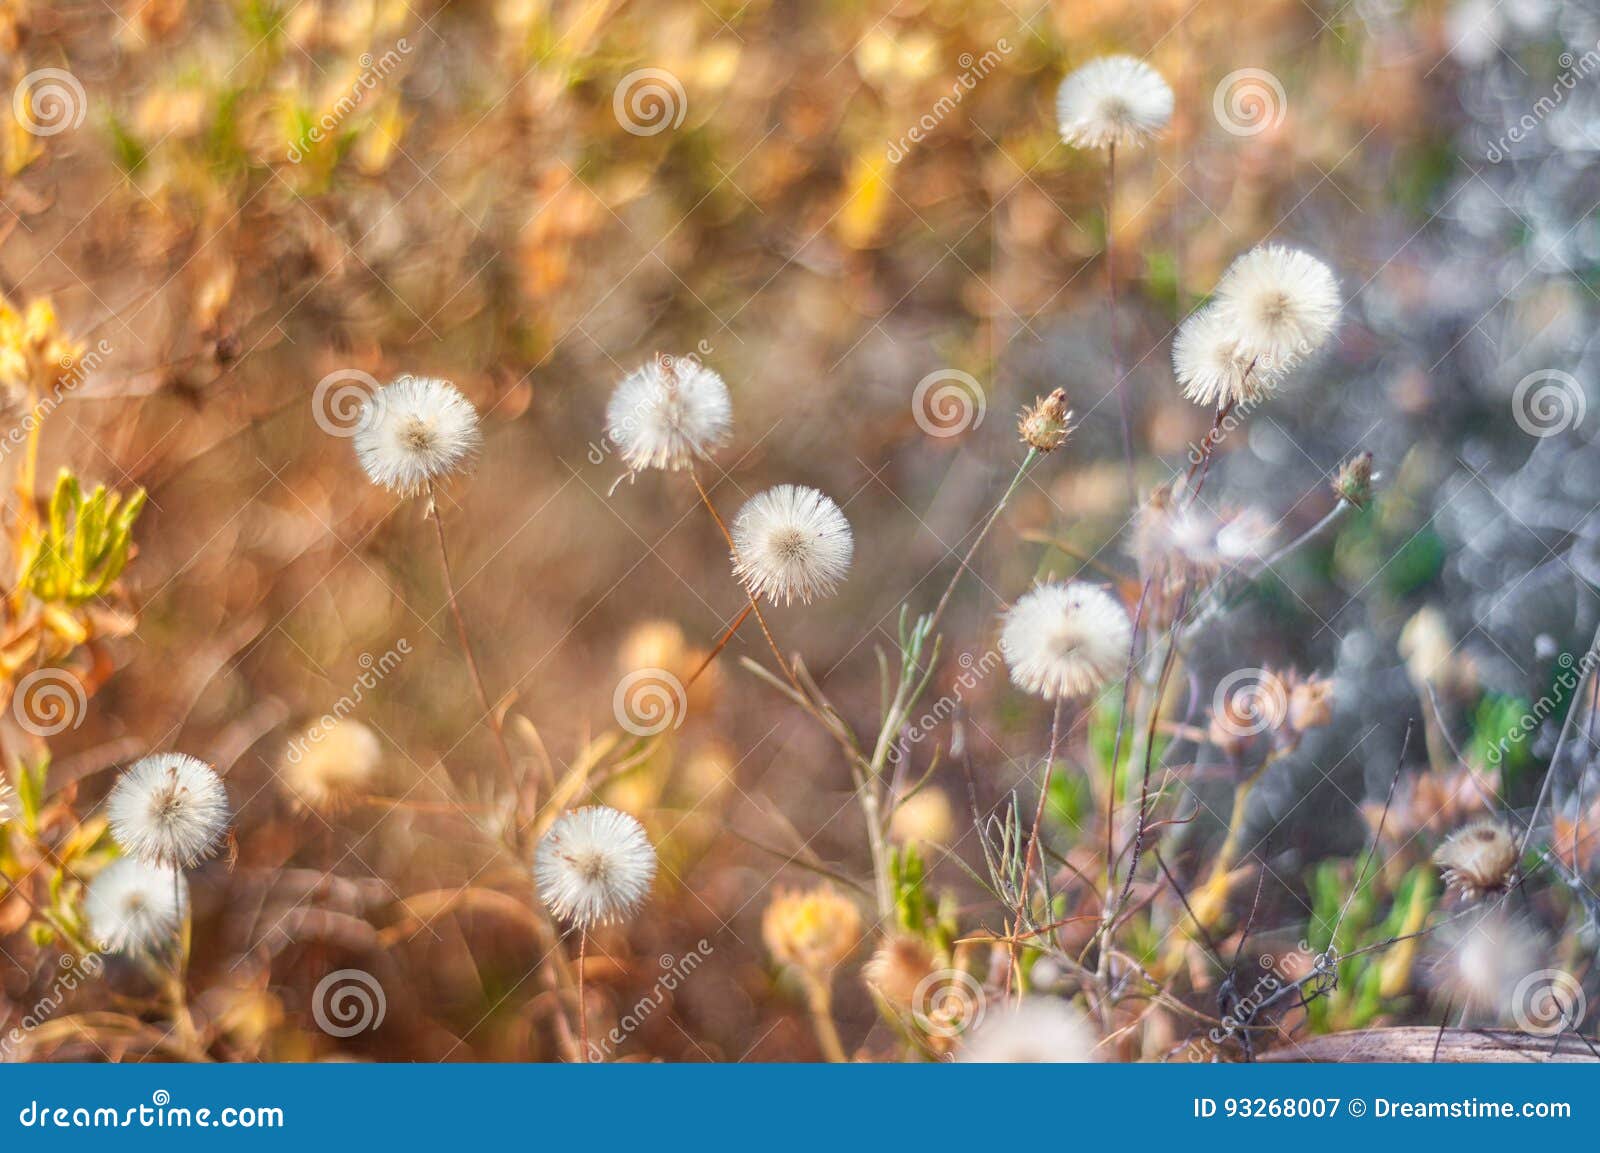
(3, 0, 1599, 1060)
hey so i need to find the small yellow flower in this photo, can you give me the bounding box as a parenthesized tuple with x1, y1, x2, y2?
(762, 885, 861, 976)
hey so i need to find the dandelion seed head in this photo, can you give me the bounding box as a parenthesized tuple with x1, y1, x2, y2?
(1174, 306, 1277, 409)
(1130, 488, 1274, 590)
(1000, 582, 1132, 700)
(959, 996, 1097, 1062)
(606, 356, 732, 472)
(534, 805, 657, 928)
(280, 719, 383, 815)
(85, 857, 187, 954)
(731, 485, 853, 605)
(1434, 820, 1519, 900)
(353, 375, 482, 496)
(106, 753, 230, 868)
(1212, 245, 1340, 369)
(1056, 56, 1173, 150)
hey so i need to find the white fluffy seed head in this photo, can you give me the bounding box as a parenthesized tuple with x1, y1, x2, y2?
(731, 485, 853, 606)
(353, 375, 483, 496)
(85, 857, 187, 954)
(106, 753, 230, 868)
(1212, 245, 1341, 370)
(1001, 582, 1132, 700)
(1056, 56, 1174, 150)
(1173, 306, 1278, 409)
(0, 776, 15, 826)
(959, 996, 1098, 1062)
(606, 356, 732, 472)
(534, 805, 658, 928)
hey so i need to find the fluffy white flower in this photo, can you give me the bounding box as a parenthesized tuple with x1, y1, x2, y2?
(1056, 56, 1173, 150)
(959, 996, 1098, 1062)
(606, 356, 732, 472)
(280, 719, 383, 814)
(1212, 245, 1340, 370)
(85, 858, 187, 954)
(731, 485, 853, 606)
(1000, 582, 1132, 700)
(106, 753, 230, 868)
(0, 776, 15, 826)
(353, 375, 482, 496)
(1173, 306, 1277, 408)
(535, 806, 658, 928)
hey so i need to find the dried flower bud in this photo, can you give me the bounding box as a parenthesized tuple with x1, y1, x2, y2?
(1286, 671, 1334, 733)
(1018, 389, 1073, 453)
(1433, 820, 1518, 900)
(862, 934, 936, 1009)
(1332, 451, 1374, 509)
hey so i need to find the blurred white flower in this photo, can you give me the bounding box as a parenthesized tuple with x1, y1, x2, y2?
(107, 753, 230, 868)
(535, 805, 658, 928)
(354, 375, 482, 496)
(606, 356, 732, 472)
(731, 485, 853, 605)
(280, 719, 383, 814)
(1056, 56, 1173, 150)
(959, 996, 1097, 1062)
(0, 776, 15, 826)
(1000, 582, 1132, 700)
(1212, 245, 1340, 370)
(85, 857, 187, 954)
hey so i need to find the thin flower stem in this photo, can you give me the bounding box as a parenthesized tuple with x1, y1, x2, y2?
(425, 484, 519, 790)
(688, 469, 804, 695)
(1010, 696, 1066, 995)
(1107, 142, 1135, 506)
(576, 928, 590, 1062)
(685, 602, 754, 691)
(926, 448, 1037, 641)
(802, 972, 848, 1062)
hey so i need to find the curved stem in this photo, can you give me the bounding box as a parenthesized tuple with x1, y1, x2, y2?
(425, 484, 519, 791)
(802, 972, 848, 1063)
(688, 469, 803, 695)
